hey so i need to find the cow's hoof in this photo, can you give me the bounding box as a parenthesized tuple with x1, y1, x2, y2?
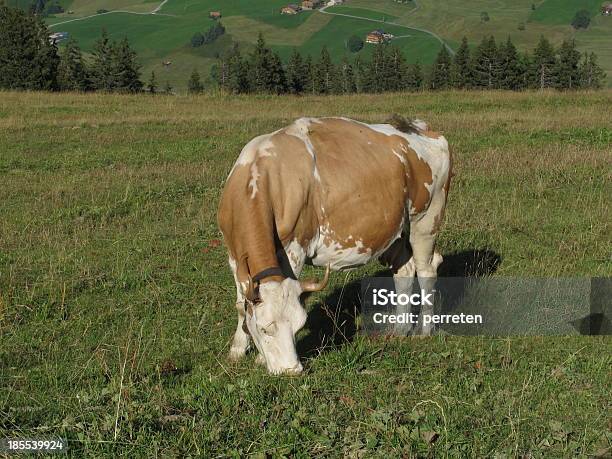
(270, 363, 303, 375)
(255, 354, 266, 366)
(228, 347, 246, 361)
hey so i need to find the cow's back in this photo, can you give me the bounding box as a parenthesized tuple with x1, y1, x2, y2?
(303, 118, 410, 257)
(219, 116, 451, 273)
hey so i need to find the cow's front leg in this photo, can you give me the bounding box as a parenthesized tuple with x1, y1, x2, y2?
(229, 303, 251, 361)
(228, 258, 251, 361)
(392, 258, 416, 336)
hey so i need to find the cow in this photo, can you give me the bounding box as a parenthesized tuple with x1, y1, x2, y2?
(217, 115, 452, 374)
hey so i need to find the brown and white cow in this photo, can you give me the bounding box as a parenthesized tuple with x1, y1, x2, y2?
(217, 116, 452, 374)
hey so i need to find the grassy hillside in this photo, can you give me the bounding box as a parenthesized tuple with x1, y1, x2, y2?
(529, 0, 602, 25)
(390, 0, 612, 85)
(43, 0, 612, 89)
(47, 0, 433, 90)
(1, 90, 611, 456)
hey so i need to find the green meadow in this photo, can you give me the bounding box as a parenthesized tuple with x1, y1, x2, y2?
(529, 0, 603, 25)
(47, 0, 434, 90)
(393, 0, 612, 85)
(1, 90, 611, 456)
(325, 6, 399, 22)
(42, 0, 611, 90)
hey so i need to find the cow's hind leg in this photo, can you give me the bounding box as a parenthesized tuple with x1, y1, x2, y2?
(228, 259, 251, 361)
(380, 237, 416, 336)
(409, 222, 443, 336)
(393, 256, 416, 336)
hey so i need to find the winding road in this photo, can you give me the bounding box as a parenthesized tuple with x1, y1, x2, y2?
(49, 0, 173, 28)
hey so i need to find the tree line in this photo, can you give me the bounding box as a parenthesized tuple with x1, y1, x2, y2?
(431, 35, 605, 91)
(0, 6, 144, 92)
(215, 34, 606, 95)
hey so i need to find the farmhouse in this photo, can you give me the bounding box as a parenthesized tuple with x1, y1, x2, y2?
(281, 4, 300, 14)
(301, 0, 322, 10)
(365, 29, 393, 44)
(209, 11, 221, 19)
(602, 3, 612, 15)
(365, 30, 385, 44)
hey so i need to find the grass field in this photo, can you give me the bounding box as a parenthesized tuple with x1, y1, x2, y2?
(48, 0, 442, 91)
(392, 0, 612, 86)
(1, 90, 611, 456)
(529, 0, 602, 25)
(325, 6, 399, 22)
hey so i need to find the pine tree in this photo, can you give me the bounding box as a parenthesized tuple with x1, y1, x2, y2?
(147, 70, 157, 93)
(303, 54, 315, 94)
(90, 30, 115, 91)
(531, 35, 557, 89)
(471, 36, 502, 89)
(223, 44, 250, 94)
(164, 80, 173, 94)
(0, 6, 59, 90)
(518, 52, 532, 90)
(57, 37, 89, 91)
(188, 69, 204, 93)
(429, 45, 451, 90)
(405, 60, 423, 91)
(249, 33, 273, 93)
(268, 51, 287, 94)
(385, 46, 407, 92)
(579, 52, 606, 89)
(338, 57, 356, 94)
(314, 46, 335, 94)
(33, 16, 59, 90)
(111, 37, 142, 92)
(286, 48, 307, 94)
(451, 37, 471, 89)
(555, 39, 581, 89)
(413, 61, 424, 90)
(352, 56, 365, 93)
(499, 37, 523, 90)
(362, 44, 388, 93)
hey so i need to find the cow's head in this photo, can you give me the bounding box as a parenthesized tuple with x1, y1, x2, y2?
(244, 266, 329, 375)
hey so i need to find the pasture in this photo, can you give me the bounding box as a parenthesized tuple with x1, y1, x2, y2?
(0, 90, 611, 456)
(47, 0, 436, 90)
(45, 0, 612, 90)
(359, 0, 612, 85)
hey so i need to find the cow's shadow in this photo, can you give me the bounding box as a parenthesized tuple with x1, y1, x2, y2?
(296, 249, 502, 358)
